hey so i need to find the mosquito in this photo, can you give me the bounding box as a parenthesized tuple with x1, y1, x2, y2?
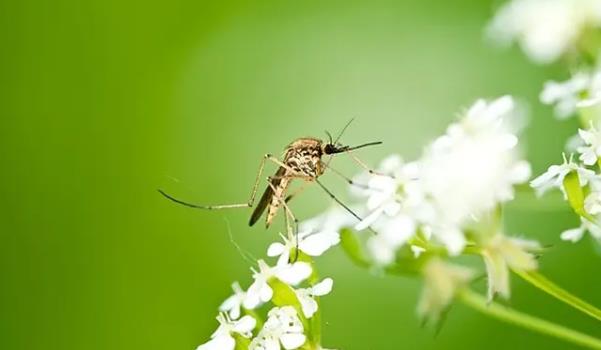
(159, 121, 382, 257)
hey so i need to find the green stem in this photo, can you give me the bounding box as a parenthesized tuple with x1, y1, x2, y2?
(459, 289, 601, 350)
(514, 269, 601, 323)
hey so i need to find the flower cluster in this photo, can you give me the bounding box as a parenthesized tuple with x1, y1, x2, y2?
(196, 228, 339, 350)
(488, 0, 601, 247)
(486, 0, 601, 64)
(305, 96, 541, 323)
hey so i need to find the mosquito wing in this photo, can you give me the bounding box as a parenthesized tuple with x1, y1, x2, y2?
(249, 166, 286, 227)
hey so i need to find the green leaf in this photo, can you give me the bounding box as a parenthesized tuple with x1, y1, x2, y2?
(234, 334, 251, 350)
(563, 171, 587, 217)
(268, 277, 302, 310)
(340, 228, 371, 268)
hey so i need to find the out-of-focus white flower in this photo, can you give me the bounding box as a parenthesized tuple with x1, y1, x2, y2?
(243, 260, 312, 309)
(421, 96, 530, 253)
(197, 313, 256, 350)
(366, 214, 417, 265)
(249, 306, 306, 350)
(579, 72, 601, 108)
(541, 72, 596, 119)
(301, 206, 360, 233)
(267, 229, 340, 261)
(530, 154, 597, 196)
(561, 218, 601, 242)
(585, 191, 601, 215)
(219, 282, 246, 320)
(294, 278, 334, 318)
(480, 235, 540, 301)
(354, 157, 423, 231)
(417, 258, 474, 323)
(577, 125, 601, 165)
(486, 0, 601, 64)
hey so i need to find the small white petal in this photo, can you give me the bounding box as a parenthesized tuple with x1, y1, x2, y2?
(276, 262, 312, 286)
(560, 226, 585, 242)
(196, 334, 235, 350)
(267, 242, 286, 257)
(232, 315, 256, 334)
(299, 231, 340, 256)
(311, 278, 334, 296)
(279, 333, 307, 350)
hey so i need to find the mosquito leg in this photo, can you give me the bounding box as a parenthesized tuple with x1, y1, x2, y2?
(314, 179, 378, 235)
(158, 190, 251, 210)
(159, 154, 270, 210)
(321, 162, 383, 192)
(266, 179, 301, 262)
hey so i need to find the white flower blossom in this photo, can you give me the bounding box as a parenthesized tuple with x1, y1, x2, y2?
(561, 218, 601, 243)
(540, 72, 597, 119)
(219, 282, 246, 320)
(197, 313, 256, 350)
(577, 125, 601, 165)
(487, 0, 601, 64)
(585, 191, 601, 215)
(480, 235, 540, 301)
(318, 96, 530, 260)
(267, 228, 340, 261)
(243, 259, 312, 310)
(294, 278, 334, 318)
(417, 258, 474, 323)
(249, 306, 306, 350)
(420, 96, 530, 253)
(530, 154, 597, 196)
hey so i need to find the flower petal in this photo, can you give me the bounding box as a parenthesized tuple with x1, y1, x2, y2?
(299, 231, 340, 256)
(311, 278, 333, 296)
(279, 333, 307, 350)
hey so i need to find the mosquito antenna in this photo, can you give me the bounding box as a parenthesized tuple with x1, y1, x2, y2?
(158, 189, 209, 209)
(315, 179, 377, 235)
(325, 130, 334, 144)
(334, 118, 355, 144)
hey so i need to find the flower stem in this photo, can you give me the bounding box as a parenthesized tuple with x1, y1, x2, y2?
(514, 269, 601, 322)
(459, 289, 601, 350)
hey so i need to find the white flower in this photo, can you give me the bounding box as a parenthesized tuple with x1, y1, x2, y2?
(585, 191, 601, 215)
(417, 258, 474, 323)
(577, 125, 601, 165)
(219, 282, 246, 320)
(301, 206, 359, 233)
(560, 219, 601, 242)
(354, 157, 422, 231)
(366, 214, 417, 265)
(294, 278, 334, 318)
(530, 154, 597, 196)
(243, 259, 312, 309)
(249, 306, 306, 350)
(487, 0, 601, 64)
(267, 229, 340, 261)
(420, 96, 530, 253)
(480, 235, 540, 301)
(540, 72, 593, 119)
(197, 313, 256, 350)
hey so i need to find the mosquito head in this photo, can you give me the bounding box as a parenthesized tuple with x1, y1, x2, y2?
(323, 141, 383, 155)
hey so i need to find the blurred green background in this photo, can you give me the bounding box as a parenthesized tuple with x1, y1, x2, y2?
(2, 0, 600, 349)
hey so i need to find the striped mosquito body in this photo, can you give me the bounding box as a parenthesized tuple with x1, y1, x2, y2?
(250, 138, 326, 228)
